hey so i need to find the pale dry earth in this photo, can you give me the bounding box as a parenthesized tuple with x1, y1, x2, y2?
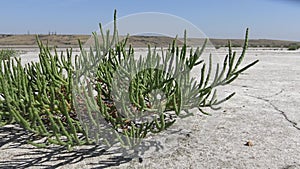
(0, 47, 299, 169)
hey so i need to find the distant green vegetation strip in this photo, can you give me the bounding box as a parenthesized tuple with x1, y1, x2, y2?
(287, 44, 300, 50)
(210, 39, 300, 49)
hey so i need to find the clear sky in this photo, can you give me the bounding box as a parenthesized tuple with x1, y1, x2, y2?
(0, 0, 299, 41)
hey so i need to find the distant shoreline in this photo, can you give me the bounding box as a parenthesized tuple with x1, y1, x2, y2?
(1, 34, 300, 49)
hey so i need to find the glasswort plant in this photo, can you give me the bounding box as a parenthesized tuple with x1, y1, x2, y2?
(0, 11, 258, 150)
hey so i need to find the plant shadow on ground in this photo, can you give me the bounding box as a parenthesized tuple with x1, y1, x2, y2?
(0, 125, 164, 168)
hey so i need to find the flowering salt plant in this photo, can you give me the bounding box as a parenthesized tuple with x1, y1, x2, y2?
(74, 10, 259, 150)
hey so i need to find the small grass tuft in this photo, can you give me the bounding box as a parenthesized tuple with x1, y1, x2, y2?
(0, 49, 18, 60)
(287, 45, 300, 51)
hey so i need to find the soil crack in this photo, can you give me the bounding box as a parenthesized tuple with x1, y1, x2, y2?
(247, 94, 300, 131)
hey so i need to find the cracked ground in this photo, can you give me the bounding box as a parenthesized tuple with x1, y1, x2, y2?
(0, 48, 299, 169)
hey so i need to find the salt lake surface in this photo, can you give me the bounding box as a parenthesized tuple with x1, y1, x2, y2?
(0, 47, 299, 168)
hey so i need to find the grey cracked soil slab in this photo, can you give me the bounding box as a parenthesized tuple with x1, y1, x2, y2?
(0, 48, 299, 169)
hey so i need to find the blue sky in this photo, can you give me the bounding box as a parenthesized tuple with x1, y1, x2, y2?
(0, 0, 299, 41)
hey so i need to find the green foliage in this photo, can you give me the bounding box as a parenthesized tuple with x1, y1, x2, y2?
(0, 49, 18, 60)
(288, 44, 300, 50)
(0, 11, 258, 149)
(0, 41, 89, 148)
